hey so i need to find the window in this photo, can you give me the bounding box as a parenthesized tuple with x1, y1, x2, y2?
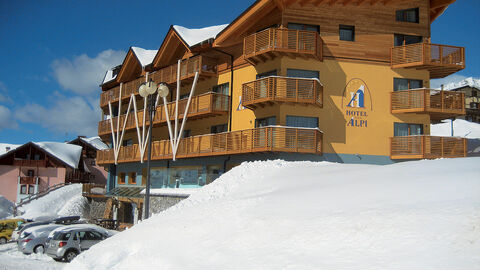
(182, 129, 191, 138)
(20, 185, 27, 194)
(122, 139, 133, 147)
(286, 69, 319, 79)
(339, 25, 355, 41)
(393, 78, 423, 91)
(470, 102, 479, 109)
(256, 70, 277, 79)
(396, 8, 419, 23)
(394, 34, 422, 46)
(255, 116, 276, 128)
(394, 123, 423, 136)
(128, 172, 137, 185)
(211, 124, 228, 134)
(472, 91, 477, 97)
(180, 93, 189, 100)
(28, 185, 35, 195)
(286, 116, 318, 128)
(212, 83, 229, 95)
(118, 173, 126, 184)
(288, 23, 320, 33)
(27, 170, 34, 177)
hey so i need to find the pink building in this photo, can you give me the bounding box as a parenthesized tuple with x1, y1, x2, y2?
(0, 137, 108, 203)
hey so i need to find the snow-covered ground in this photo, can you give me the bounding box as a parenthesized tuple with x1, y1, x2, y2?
(431, 119, 480, 139)
(66, 158, 480, 270)
(0, 243, 63, 270)
(17, 184, 87, 220)
(0, 196, 14, 219)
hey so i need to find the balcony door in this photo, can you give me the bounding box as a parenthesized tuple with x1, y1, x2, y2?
(255, 116, 276, 148)
(394, 123, 423, 155)
(256, 70, 277, 98)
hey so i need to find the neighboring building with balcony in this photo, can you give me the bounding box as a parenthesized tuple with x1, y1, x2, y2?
(443, 77, 480, 123)
(0, 137, 108, 203)
(95, 0, 467, 221)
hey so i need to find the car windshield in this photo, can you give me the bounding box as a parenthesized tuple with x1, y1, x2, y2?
(53, 232, 71, 241)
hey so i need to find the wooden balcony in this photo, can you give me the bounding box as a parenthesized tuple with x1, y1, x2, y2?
(98, 93, 230, 136)
(391, 43, 465, 79)
(243, 28, 322, 65)
(20, 176, 37, 185)
(13, 159, 47, 167)
(100, 55, 217, 108)
(242, 76, 322, 109)
(66, 171, 93, 183)
(391, 136, 467, 160)
(97, 126, 322, 165)
(391, 89, 465, 121)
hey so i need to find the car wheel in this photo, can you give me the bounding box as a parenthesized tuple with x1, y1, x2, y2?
(0, 237, 6, 244)
(33, 245, 44, 254)
(64, 250, 78, 263)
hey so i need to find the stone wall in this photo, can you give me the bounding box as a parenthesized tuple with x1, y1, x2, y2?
(83, 197, 108, 220)
(148, 195, 187, 217)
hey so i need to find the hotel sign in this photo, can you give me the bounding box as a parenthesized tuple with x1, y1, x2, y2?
(342, 78, 372, 128)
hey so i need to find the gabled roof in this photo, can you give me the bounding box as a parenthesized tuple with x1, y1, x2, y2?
(116, 47, 157, 82)
(0, 142, 82, 169)
(101, 65, 121, 85)
(69, 136, 109, 151)
(152, 24, 228, 69)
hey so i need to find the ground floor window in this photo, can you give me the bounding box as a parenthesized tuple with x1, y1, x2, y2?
(286, 69, 319, 79)
(255, 116, 276, 128)
(211, 124, 228, 134)
(394, 123, 423, 136)
(286, 115, 318, 128)
(394, 78, 423, 91)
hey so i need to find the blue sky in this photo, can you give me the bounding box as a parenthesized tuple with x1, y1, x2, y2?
(0, 0, 478, 144)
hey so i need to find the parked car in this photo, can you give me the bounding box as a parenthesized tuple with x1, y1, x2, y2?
(17, 224, 64, 254)
(46, 224, 112, 262)
(12, 221, 50, 242)
(0, 218, 25, 244)
(12, 216, 84, 242)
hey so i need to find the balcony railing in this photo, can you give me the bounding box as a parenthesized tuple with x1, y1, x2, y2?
(391, 89, 465, 120)
(242, 76, 322, 109)
(13, 160, 47, 167)
(98, 92, 230, 136)
(19, 176, 37, 185)
(97, 126, 322, 165)
(65, 171, 93, 183)
(391, 43, 465, 78)
(100, 55, 218, 107)
(391, 136, 467, 159)
(244, 27, 322, 65)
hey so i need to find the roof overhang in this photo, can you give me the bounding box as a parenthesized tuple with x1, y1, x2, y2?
(152, 26, 191, 69)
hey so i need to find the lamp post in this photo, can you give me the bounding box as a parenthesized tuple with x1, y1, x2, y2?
(138, 81, 169, 219)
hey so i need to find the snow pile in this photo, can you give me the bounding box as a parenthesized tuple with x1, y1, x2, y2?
(0, 143, 20, 155)
(431, 119, 480, 138)
(0, 195, 14, 219)
(131, 47, 157, 67)
(441, 77, 480, 91)
(18, 184, 86, 220)
(173, 24, 229, 47)
(0, 243, 63, 270)
(33, 142, 82, 169)
(67, 158, 480, 270)
(80, 136, 109, 151)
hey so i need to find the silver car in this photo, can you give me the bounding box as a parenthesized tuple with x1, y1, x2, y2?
(17, 224, 64, 254)
(45, 225, 110, 262)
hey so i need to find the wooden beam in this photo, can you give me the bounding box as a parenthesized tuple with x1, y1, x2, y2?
(343, 0, 354, 6)
(285, 0, 297, 7)
(430, 0, 455, 9)
(313, 0, 325, 6)
(356, 0, 368, 5)
(328, 0, 337, 6)
(274, 0, 285, 11)
(299, 0, 312, 6)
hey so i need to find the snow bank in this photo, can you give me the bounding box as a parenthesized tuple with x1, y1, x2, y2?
(131, 47, 156, 67)
(0, 195, 14, 219)
(18, 184, 86, 220)
(67, 158, 480, 270)
(33, 142, 82, 169)
(431, 119, 480, 138)
(173, 24, 228, 47)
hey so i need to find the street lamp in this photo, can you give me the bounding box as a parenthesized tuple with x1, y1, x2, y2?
(138, 80, 169, 219)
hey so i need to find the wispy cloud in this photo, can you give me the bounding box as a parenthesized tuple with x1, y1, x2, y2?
(0, 105, 17, 130)
(51, 49, 125, 96)
(0, 82, 12, 104)
(15, 94, 101, 137)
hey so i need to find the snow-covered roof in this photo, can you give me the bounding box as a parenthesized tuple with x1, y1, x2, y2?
(33, 142, 82, 169)
(102, 67, 118, 85)
(442, 77, 480, 91)
(430, 119, 480, 139)
(79, 136, 109, 151)
(131, 47, 157, 67)
(0, 143, 21, 155)
(140, 188, 196, 197)
(173, 24, 229, 47)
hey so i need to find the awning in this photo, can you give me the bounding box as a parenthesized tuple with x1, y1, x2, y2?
(106, 187, 144, 199)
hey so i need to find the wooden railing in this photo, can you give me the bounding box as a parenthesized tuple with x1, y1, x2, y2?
(391, 89, 465, 120)
(98, 93, 230, 135)
(19, 176, 37, 185)
(244, 27, 322, 62)
(242, 76, 322, 108)
(97, 126, 323, 165)
(65, 171, 92, 182)
(391, 136, 467, 159)
(13, 159, 47, 167)
(391, 43, 465, 78)
(100, 55, 217, 107)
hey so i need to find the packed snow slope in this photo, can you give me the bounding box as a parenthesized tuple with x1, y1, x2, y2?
(0, 196, 14, 219)
(68, 158, 480, 270)
(18, 184, 86, 220)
